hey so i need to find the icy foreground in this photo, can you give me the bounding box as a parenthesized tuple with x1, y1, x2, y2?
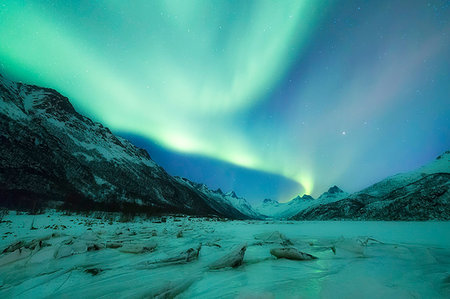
(1, 213, 449, 298)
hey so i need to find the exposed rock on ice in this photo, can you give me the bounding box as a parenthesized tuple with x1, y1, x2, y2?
(209, 244, 247, 270)
(334, 237, 367, 256)
(145, 277, 197, 299)
(106, 242, 123, 249)
(254, 231, 293, 246)
(2, 241, 25, 253)
(142, 244, 202, 269)
(270, 247, 317, 260)
(119, 241, 157, 254)
(0, 248, 32, 266)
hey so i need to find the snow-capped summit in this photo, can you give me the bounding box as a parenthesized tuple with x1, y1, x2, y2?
(222, 191, 264, 219)
(300, 194, 315, 201)
(225, 191, 238, 199)
(289, 194, 315, 204)
(315, 186, 349, 205)
(254, 194, 317, 219)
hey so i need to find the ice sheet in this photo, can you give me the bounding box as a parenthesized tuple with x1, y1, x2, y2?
(0, 212, 449, 298)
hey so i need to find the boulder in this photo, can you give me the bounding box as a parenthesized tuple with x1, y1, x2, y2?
(106, 242, 123, 249)
(209, 244, 247, 270)
(140, 244, 202, 269)
(270, 247, 317, 261)
(119, 241, 157, 254)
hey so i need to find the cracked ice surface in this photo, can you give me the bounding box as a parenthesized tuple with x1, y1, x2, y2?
(0, 212, 449, 298)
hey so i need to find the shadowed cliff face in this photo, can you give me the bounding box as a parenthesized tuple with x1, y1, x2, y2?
(0, 74, 250, 218)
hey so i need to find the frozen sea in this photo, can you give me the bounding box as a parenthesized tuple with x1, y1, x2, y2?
(0, 212, 449, 298)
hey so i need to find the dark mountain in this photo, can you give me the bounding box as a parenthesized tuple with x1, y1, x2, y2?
(299, 194, 314, 201)
(327, 185, 344, 194)
(0, 74, 252, 218)
(262, 198, 278, 205)
(291, 152, 450, 220)
(175, 177, 262, 219)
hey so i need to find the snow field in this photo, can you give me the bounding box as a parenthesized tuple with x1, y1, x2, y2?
(0, 212, 449, 298)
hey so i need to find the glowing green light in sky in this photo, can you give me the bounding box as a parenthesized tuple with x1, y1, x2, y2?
(0, 0, 323, 196)
(3, 1, 445, 200)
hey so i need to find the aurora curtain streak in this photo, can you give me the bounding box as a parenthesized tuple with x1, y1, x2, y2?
(1, 0, 448, 201)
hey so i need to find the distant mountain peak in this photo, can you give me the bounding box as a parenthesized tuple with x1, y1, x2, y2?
(290, 194, 315, 202)
(301, 194, 315, 200)
(263, 198, 278, 204)
(225, 191, 238, 198)
(292, 149, 450, 221)
(327, 185, 343, 194)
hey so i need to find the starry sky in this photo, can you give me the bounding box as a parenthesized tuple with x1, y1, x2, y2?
(1, 0, 449, 203)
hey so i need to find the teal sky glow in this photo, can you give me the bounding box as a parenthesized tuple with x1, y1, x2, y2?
(1, 0, 448, 202)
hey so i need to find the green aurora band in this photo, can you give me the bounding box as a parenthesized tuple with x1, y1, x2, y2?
(0, 1, 325, 195)
(2, 1, 448, 200)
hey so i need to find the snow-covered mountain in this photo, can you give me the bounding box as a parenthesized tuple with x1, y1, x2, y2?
(0, 74, 254, 218)
(254, 194, 316, 219)
(254, 186, 349, 219)
(316, 185, 349, 204)
(292, 151, 450, 220)
(175, 177, 263, 219)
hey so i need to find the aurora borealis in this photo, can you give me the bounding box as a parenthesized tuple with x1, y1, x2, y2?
(0, 1, 449, 202)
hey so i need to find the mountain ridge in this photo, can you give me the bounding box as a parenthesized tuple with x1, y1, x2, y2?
(1, 74, 447, 220)
(175, 176, 263, 219)
(291, 152, 450, 220)
(254, 187, 348, 219)
(0, 74, 250, 218)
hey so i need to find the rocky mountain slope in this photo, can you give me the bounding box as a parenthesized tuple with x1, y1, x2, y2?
(0, 74, 251, 218)
(315, 185, 349, 205)
(291, 151, 450, 220)
(175, 177, 263, 219)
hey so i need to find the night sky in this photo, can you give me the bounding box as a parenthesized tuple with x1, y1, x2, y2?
(1, 1, 449, 203)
